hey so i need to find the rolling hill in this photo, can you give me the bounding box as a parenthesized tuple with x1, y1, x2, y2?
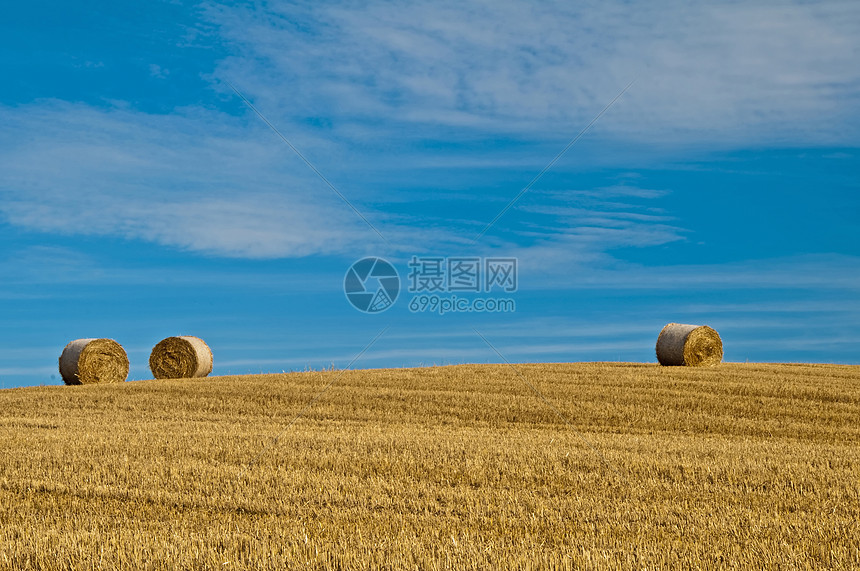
(1, 363, 858, 569)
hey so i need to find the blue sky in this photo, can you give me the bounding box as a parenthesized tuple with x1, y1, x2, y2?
(1, 0, 858, 388)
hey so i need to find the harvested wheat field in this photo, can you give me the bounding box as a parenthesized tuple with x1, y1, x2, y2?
(0, 363, 858, 570)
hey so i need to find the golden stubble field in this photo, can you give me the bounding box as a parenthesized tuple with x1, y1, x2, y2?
(0, 363, 858, 570)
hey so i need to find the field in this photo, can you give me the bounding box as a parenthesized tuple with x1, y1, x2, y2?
(0, 363, 858, 569)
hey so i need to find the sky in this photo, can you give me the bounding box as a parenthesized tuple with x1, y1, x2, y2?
(1, 0, 858, 388)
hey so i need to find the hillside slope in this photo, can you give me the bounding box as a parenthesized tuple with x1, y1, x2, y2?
(1, 363, 858, 569)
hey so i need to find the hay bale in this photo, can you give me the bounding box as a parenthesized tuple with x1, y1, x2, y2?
(58, 338, 129, 385)
(149, 336, 213, 379)
(656, 323, 723, 366)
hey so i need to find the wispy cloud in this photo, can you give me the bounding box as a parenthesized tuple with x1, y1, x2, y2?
(520, 253, 860, 291)
(3, 1, 856, 262)
(0, 101, 373, 258)
(208, 0, 860, 147)
(0, 99, 681, 261)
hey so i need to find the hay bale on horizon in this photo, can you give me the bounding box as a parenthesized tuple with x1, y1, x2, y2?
(149, 336, 213, 379)
(656, 323, 723, 367)
(58, 338, 129, 385)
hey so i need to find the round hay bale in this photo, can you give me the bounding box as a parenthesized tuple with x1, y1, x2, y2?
(149, 336, 213, 379)
(656, 323, 723, 367)
(58, 338, 129, 385)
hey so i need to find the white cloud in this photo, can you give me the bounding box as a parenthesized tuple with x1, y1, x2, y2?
(3, 1, 855, 261)
(519, 253, 860, 291)
(207, 0, 860, 147)
(0, 101, 373, 259)
(0, 99, 684, 260)
(148, 64, 169, 79)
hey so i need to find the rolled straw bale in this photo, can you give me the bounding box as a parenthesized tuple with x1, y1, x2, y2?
(58, 338, 129, 385)
(656, 323, 723, 367)
(149, 336, 213, 379)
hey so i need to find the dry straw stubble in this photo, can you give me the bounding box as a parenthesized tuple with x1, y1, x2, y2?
(58, 338, 129, 385)
(656, 323, 723, 366)
(5, 363, 858, 570)
(149, 336, 213, 379)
